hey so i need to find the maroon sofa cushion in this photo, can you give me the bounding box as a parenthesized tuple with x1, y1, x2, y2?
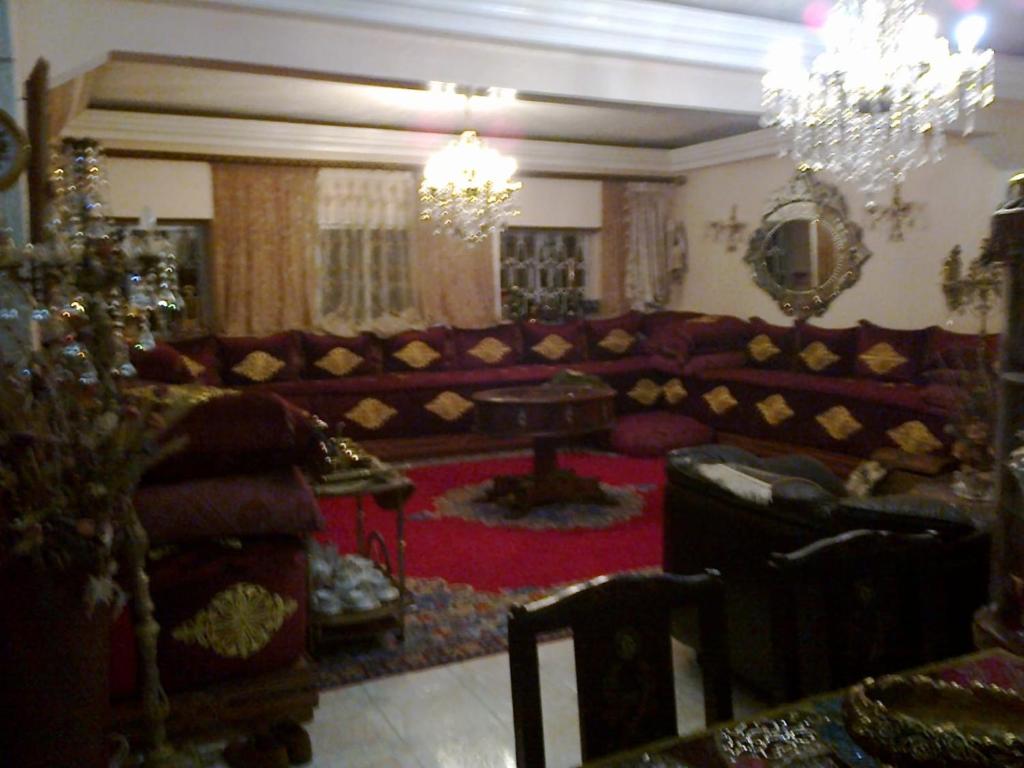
(167, 335, 222, 385)
(146, 537, 309, 693)
(922, 326, 999, 371)
(586, 312, 645, 360)
(854, 321, 928, 383)
(794, 323, 858, 377)
(300, 331, 382, 378)
(642, 311, 701, 362)
(746, 317, 796, 370)
(382, 326, 452, 372)
(611, 412, 715, 457)
(520, 320, 587, 364)
(145, 391, 324, 483)
(135, 466, 322, 546)
(131, 342, 195, 384)
(452, 324, 523, 369)
(219, 332, 303, 385)
(683, 350, 748, 376)
(679, 314, 752, 354)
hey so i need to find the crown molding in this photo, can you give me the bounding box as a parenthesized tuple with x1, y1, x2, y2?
(144, 0, 820, 73)
(669, 128, 782, 172)
(64, 109, 680, 177)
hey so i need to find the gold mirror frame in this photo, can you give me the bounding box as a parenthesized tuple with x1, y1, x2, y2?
(744, 170, 871, 318)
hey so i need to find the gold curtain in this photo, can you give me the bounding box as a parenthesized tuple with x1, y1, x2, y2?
(411, 220, 500, 329)
(600, 180, 629, 316)
(210, 163, 318, 335)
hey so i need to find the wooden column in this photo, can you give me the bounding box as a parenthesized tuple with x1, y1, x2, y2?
(24, 58, 49, 244)
(975, 173, 1024, 652)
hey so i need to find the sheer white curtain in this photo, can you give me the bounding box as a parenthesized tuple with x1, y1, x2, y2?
(316, 169, 424, 336)
(624, 182, 686, 310)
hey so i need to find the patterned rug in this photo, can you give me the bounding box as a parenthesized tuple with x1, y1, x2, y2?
(314, 576, 559, 688)
(315, 452, 665, 688)
(425, 479, 650, 530)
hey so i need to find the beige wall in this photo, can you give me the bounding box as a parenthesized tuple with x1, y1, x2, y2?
(674, 139, 1011, 331)
(106, 158, 213, 220)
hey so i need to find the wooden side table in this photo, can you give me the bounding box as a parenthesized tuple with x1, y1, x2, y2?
(309, 471, 414, 649)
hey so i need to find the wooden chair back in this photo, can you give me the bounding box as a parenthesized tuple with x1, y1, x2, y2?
(508, 571, 732, 768)
(769, 528, 945, 701)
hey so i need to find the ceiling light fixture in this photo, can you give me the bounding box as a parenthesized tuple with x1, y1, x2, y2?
(761, 1, 994, 193)
(420, 85, 522, 243)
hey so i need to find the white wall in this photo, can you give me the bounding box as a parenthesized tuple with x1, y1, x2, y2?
(674, 139, 1012, 331)
(106, 158, 213, 220)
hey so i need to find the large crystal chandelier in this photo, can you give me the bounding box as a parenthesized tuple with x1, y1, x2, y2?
(761, 0, 994, 192)
(420, 129, 522, 243)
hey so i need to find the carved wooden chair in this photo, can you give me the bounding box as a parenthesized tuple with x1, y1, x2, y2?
(769, 528, 947, 702)
(507, 571, 732, 768)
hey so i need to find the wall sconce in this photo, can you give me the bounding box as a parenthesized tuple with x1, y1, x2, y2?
(706, 205, 747, 252)
(866, 184, 921, 242)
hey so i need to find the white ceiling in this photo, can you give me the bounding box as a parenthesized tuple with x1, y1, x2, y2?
(659, 0, 1024, 55)
(88, 60, 761, 149)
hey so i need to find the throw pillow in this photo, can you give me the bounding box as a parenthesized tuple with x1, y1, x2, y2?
(746, 317, 795, 370)
(300, 332, 382, 379)
(520, 320, 586, 364)
(219, 332, 304, 385)
(383, 326, 451, 372)
(854, 321, 928, 382)
(921, 325, 1000, 372)
(167, 335, 222, 385)
(452, 324, 523, 369)
(130, 342, 195, 384)
(794, 322, 857, 377)
(679, 314, 752, 354)
(585, 312, 644, 360)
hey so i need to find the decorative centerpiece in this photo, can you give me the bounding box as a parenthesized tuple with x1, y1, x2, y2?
(0, 138, 190, 767)
(844, 674, 1024, 767)
(940, 242, 1002, 501)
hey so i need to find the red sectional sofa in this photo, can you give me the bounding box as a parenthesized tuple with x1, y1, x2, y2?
(134, 312, 992, 462)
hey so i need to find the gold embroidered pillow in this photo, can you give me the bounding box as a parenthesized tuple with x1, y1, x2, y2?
(521, 320, 586, 364)
(854, 321, 927, 382)
(453, 325, 522, 369)
(585, 312, 643, 359)
(300, 332, 381, 379)
(219, 332, 303, 385)
(794, 323, 857, 377)
(746, 317, 795, 370)
(383, 327, 450, 372)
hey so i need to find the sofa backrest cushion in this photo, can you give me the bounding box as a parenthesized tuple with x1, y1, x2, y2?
(130, 342, 196, 384)
(300, 331, 382, 378)
(794, 323, 858, 377)
(219, 332, 304, 385)
(854, 321, 928, 383)
(382, 326, 453, 372)
(452, 324, 523, 369)
(679, 314, 752, 354)
(922, 326, 999, 371)
(586, 312, 644, 360)
(746, 317, 796, 370)
(520, 319, 587, 364)
(167, 335, 222, 385)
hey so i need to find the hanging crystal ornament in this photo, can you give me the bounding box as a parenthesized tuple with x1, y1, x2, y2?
(420, 128, 522, 243)
(761, 0, 994, 192)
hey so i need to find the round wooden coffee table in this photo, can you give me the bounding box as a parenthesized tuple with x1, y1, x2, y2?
(473, 383, 616, 515)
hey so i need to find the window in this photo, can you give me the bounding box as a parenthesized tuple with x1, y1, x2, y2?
(500, 229, 592, 321)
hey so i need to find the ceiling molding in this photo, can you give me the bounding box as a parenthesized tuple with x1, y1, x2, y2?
(668, 128, 782, 171)
(64, 109, 681, 177)
(147, 0, 821, 73)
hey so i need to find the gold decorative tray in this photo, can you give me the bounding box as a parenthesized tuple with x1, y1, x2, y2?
(843, 674, 1024, 768)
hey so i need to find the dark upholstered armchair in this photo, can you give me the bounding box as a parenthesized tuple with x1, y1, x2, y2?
(663, 445, 990, 702)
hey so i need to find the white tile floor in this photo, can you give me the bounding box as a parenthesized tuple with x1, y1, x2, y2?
(214, 638, 765, 768)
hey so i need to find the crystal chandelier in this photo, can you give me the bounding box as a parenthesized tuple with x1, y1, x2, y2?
(420, 129, 523, 243)
(761, 0, 994, 192)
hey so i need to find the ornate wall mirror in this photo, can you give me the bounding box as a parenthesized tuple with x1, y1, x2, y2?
(745, 170, 871, 317)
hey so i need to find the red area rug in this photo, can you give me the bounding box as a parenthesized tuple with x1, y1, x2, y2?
(314, 451, 664, 687)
